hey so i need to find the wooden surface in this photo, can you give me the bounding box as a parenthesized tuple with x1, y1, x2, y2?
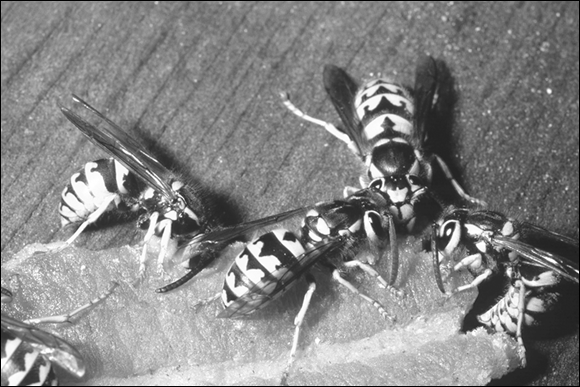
(1, 2, 578, 385)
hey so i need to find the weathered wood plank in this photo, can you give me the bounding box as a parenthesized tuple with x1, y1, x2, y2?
(2, 2, 578, 385)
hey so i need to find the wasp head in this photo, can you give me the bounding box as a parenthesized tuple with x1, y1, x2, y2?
(369, 174, 425, 232)
(434, 208, 472, 262)
(138, 187, 201, 237)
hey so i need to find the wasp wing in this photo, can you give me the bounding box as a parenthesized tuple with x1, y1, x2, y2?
(218, 238, 346, 318)
(323, 64, 366, 157)
(491, 235, 579, 284)
(185, 207, 309, 249)
(413, 55, 453, 147)
(60, 95, 178, 202)
(1, 313, 85, 378)
(520, 222, 580, 250)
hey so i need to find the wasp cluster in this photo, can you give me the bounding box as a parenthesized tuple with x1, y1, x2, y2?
(2, 56, 577, 386)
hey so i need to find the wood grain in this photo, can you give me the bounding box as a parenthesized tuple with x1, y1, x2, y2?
(2, 2, 578, 385)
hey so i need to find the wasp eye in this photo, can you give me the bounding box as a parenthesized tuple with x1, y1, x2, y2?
(364, 210, 387, 242)
(369, 178, 385, 191)
(407, 175, 423, 188)
(438, 220, 461, 255)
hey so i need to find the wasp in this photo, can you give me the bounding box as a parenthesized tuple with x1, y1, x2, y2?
(431, 207, 579, 365)
(282, 56, 485, 232)
(57, 95, 210, 277)
(1, 282, 117, 386)
(157, 187, 402, 384)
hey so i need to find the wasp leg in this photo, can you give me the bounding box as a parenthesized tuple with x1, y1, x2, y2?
(514, 280, 527, 367)
(453, 268, 493, 293)
(280, 92, 361, 157)
(446, 253, 493, 293)
(433, 155, 487, 207)
(452, 252, 484, 272)
(138, 211, 160, 279)
(24, 281, 118, 325)
(453, 253, 483, 271)
(280, 273, 316, 386)
(54, 195, 119, 252)
(443, 252, 493, 294)
(342, 260, 404, 298)
(156, 219, 173, 276)
(332, 268, 394, 322)
(343, 185, 360, 198)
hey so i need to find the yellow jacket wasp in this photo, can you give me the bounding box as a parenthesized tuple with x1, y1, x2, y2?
(57, 95, 211, 277)
(282, 56, 485, 232)
(157, 186, 402, 384)
(431, 207, 579, 365)
(1, 282, 117, 386)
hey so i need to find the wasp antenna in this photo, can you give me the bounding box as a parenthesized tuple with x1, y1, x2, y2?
(156, 270, 197, 293)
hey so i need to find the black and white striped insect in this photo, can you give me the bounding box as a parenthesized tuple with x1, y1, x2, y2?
(158, 187, 402, 384)
(1, 282, 117, 386)
(57, 95, 210, 277)
(282, 56, 484, 232)
(431, 208, 579, 365)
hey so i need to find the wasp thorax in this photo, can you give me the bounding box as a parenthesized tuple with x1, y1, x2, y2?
(302, 203, 364, 244)
(368, 140, 417, 178)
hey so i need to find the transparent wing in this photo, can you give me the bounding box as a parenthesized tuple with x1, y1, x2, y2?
(491, 235, 579, 284)
(521, 222, 580, 248)
(218, 238, 346, 318)
(60, 94, 178, 202)
(1, 313, 85, 378)
(186, 207, 309, 248)
(413, 55, 453, 146)
(323, 64, 366, 157)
